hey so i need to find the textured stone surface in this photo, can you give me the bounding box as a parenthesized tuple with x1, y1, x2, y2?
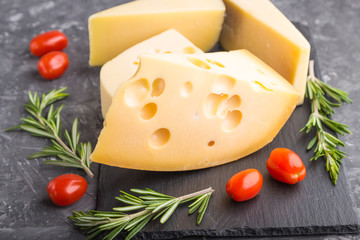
(0, 0, 359, 239)
(97, 24, 358, 240)
(274, 1, 360, 239)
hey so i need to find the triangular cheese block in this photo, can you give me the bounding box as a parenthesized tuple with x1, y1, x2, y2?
(100, 29, 203, 118)
(91, 50, 300, 171)
(88, 0, 225, 65)
(220, 0, 310, 104)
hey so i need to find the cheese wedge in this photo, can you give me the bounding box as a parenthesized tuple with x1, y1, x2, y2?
(100, 29, 203, 118)
(220, 0, 310, 104)
(88, 0, 225, 66)
(91, 50, 300, 171)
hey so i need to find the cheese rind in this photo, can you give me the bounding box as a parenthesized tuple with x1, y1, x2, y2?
(88, 0, 225, 66)
(100, 29, 203, 118)
(91, 50, 300, 171)
(220, 0, 310, 104)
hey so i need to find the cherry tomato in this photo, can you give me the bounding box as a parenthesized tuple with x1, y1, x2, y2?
(47, 174, 87, 206)
(226, 169, 263, 202)
(267, 148, 306, 184)
(38, 51, 69, 80)
(30, 30, 68, 57)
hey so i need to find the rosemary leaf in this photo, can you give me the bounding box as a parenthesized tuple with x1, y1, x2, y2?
(87, 229, 104, 240)
(150, 198, 177, 213)
(125, 212, 153, 230)
(93, 212, 126, 218)
(159, 199, 181, 224)
(21, 117, 45, 129)
(77, 216, 108, 222)
(198, 194, 210, 214)
(139, 196, 174, 201)
(42, 160, 83, 169)
(196, 194, 211, 225)
(188, 200, 203, 215)
(57, 154, 80, 164)
(99, 219, 128, 230)
(64, 130, 74, 152)
(71, 118, 79, 151)
(125, 214, 152, 240)
(180, 194, 202, 204)
(7, 88, 94, 177)
(85, 142, 92, 167)
(113, 205, 146, 212)
(188, 194, 207, 209)
(131, 188, 172, 198)
(70, 187, 214, 240)
(20, 124, 55, 139)
(115, 196, 141, 206)
(103, 223, 127, 240)
(152, 206, 171, 220)
(301, 60, 351, 184)
(119, 191, 143, 204)
(28, 149, 60, 159)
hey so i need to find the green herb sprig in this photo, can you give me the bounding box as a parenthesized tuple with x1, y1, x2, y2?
(7, 88, 94, 177)
(301, 60, 352, 184)
(69, 187, 214, 240)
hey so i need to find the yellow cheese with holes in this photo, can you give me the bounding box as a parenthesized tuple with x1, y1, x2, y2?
(91, 50, 300, 171)
(88, 0, 225, 66)
(100, 29, 203, 118)
(220, 0, 310, 104)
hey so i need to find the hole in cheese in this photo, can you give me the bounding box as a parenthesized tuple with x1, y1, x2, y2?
(208, 141, 215, 147)
(151, 78, 165, 97)
(204, 93, 228, 118)
(180, 81, 193, 97)
(124, 78, 150, 107)
(183, 46, 196, 54)
(149, 128, 171, 148)
(218, 94, 242, 118)
(253, 81, 273, 91)
(212, 75, 236, 93)
(140, 103, 157, 120)
(226, 95, 241, 109)
(206, 59, 225, 68)
(187, 57, 211, 69)
(257, 69, 264, 74)
(222, 110, 242, 132)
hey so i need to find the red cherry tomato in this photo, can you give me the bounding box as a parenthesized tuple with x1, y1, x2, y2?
(47, 174, 87, 206)
(38, 51, 69, 80)
(226, 169, 263, 202)
(30, 30, 68, 57)
(267, 148, 306, 184)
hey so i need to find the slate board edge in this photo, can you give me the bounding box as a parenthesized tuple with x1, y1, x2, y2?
(95, 23, 360, 239)
(91, 224, 360, 240)
(128, 225, 360, 240)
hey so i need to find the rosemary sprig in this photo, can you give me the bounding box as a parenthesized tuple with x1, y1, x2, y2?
(7, 88, 94, 178)
(301, 60, 352, 184)
(69, 187, 214, 240)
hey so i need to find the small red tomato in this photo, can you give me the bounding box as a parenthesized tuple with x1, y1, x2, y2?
(267, 148, 306, 184)
(30, 30, 68, 57)
(38, 51, 69, 80)
(226, 169, 263, 202)
(47, 174, 87, 206)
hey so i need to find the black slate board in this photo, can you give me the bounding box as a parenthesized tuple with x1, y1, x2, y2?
(97, 24, 360, 239)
